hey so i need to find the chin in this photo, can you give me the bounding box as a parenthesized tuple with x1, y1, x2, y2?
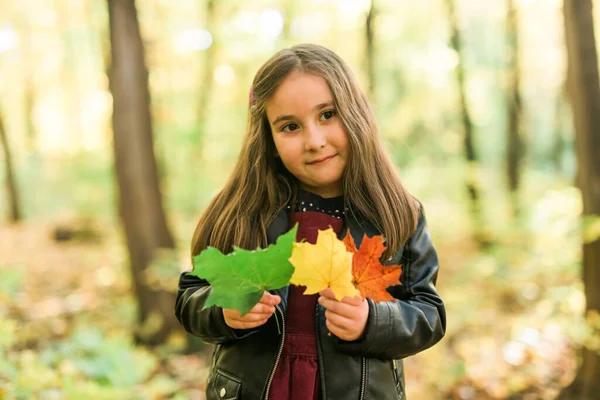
(312, 180, 343, 192)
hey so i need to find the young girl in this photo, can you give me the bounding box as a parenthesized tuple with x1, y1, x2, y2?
(176, 43, 446, 400)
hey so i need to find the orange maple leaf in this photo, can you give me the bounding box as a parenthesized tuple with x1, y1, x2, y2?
(343, 232, 402, 302)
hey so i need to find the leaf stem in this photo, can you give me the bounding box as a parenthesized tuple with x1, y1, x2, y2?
(274, 312, 281, 335)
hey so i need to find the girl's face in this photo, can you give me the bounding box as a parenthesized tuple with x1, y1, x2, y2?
(266, 70, 349, 198)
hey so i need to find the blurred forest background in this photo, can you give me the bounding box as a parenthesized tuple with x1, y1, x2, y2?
(1, 0, 600, 399)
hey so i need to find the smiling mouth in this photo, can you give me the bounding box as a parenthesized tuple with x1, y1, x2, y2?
(307, 154, 337, 165)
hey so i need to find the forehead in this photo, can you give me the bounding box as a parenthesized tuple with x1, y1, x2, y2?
(266, 71, 333, 119)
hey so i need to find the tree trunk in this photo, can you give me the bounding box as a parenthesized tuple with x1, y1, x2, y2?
(552, 77, 568, 172)
(365, 0, 376, 99)
(558, 1, 600, 398)
(0, 111, 22, 222)
(444, 0, 485, 242)
(505, 0, 523, 216)
(107, 0, 178, 345)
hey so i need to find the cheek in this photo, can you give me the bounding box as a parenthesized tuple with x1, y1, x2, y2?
(274, 139, 302, 165)
(334, 129, 350, 156)
(341, 135, 350, 154)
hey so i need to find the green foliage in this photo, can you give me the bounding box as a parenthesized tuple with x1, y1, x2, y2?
(0, 316, 16, 351)
(0, 315, 17, 385)
(582, 214, 600, 244)
(146, 248, 183, 292)
(0, 265, 25, 300)
(0, 326, 160, 399)
(40, 328, 158, 387)
(191, 225, 298, 314)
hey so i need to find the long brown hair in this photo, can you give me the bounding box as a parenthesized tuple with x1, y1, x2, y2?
(191, 43, 419, 262)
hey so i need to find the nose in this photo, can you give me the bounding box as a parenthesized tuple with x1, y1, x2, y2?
(304, 122, 326, 151)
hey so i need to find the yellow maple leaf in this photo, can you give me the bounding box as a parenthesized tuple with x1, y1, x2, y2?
(289, 227, 360, 301)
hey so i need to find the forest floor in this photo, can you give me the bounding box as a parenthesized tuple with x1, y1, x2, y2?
(0, 211, 581, 399)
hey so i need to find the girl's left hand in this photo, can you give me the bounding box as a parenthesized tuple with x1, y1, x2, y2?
(318, 288, 369, 341)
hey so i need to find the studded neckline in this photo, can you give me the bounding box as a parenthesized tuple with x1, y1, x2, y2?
(286, 188, 347, 219)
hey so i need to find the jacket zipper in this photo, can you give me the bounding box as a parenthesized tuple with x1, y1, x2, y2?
(315, 302, 367, 400)
(263, 304, 285, 400)
(360, 357, 366, 400)
(315, 303, 327, 399)
(392, 359, 403, 398)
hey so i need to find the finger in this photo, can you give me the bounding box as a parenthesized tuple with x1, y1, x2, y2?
(319, 287, 336, 299)
(341, 295, 364, 306)
(225, 307, 271, 323)
(324, 310, 354, 330)
(318, 296, 358, 319)
(260, 292, 281, 306)
(325, 318, 347, 339)
(250, 315, 271, 327)
(233, 318, 270, 330)
(239, 312, 274, 322)
(247, 302, 276, 315)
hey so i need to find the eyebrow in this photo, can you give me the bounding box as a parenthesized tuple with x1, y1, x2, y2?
(270, 101, 335, 126)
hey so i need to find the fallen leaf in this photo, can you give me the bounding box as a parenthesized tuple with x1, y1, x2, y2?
(343, 232, 402, 302)
(289, 227, 359, 301)
(190, 225, 298, 314)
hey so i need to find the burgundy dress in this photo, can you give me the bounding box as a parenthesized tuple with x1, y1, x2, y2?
(268, 189, 346, 400)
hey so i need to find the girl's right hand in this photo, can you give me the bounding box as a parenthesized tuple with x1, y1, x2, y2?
(223, 292, 281, 330)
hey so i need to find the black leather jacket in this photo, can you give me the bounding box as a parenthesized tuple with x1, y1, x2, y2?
(175, 203, 446, 400)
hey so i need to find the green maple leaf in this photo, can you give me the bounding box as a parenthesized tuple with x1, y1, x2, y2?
(191, 225, 297, 314)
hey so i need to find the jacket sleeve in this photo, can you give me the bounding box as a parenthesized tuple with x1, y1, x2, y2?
(175, 270, 259, 344)
(334, 205, 446, 359)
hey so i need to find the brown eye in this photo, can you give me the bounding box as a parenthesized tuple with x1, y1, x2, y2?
(320, 110, 336, 120)
(282, 123, 299, 132)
